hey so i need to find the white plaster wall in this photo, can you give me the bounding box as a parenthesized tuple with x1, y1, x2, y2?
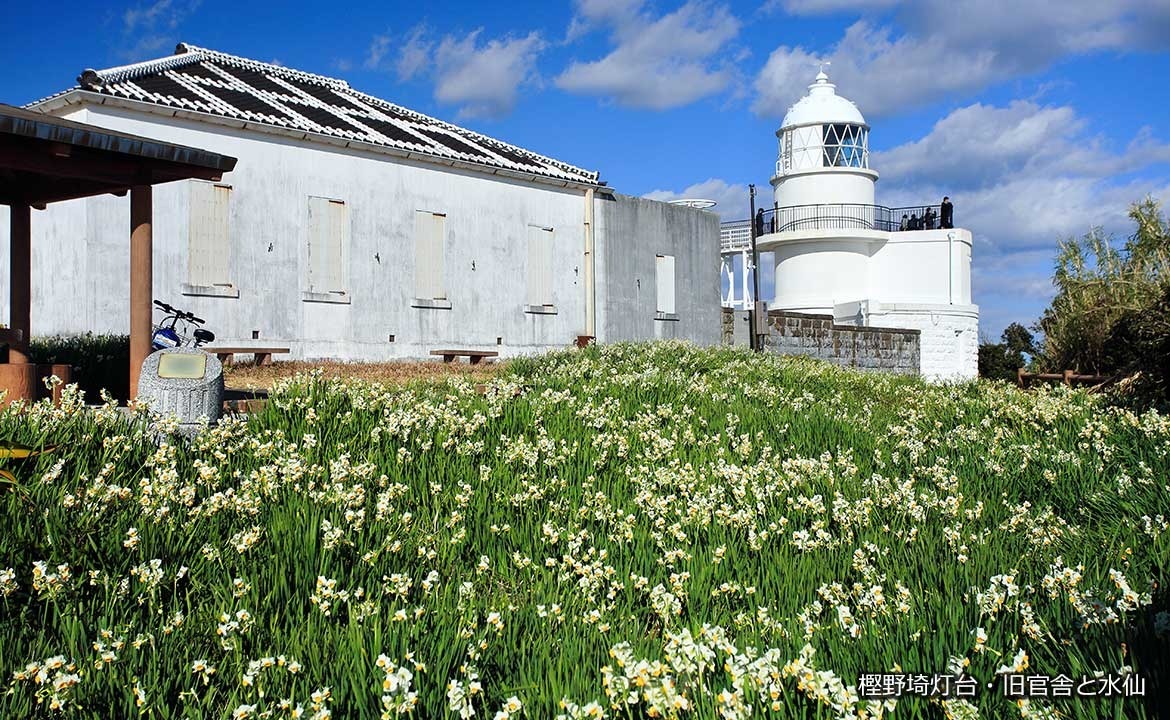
(765, 228, 973, 311)
(1, 103, 608, 360)
(869, 229, 973, 305)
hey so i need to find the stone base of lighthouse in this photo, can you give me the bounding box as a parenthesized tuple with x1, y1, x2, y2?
(846, 302, 979, 381)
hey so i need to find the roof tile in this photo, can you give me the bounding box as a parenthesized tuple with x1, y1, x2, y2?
(48, 44, 599, 186)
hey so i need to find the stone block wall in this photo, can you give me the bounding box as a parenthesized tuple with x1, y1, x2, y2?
(721, 308, 920, 374)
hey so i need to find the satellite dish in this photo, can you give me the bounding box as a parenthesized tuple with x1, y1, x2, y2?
(668, 199, 717, 210)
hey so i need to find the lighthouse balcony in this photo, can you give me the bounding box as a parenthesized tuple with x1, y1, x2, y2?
(721, 202, 953, 251)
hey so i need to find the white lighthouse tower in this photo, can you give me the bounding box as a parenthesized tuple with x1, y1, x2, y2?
(753, 69, 979, 380)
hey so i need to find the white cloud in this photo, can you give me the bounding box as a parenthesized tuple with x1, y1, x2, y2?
(766, 0, 900, 15)
(874, 101, 1170, 249)
(643, 178, 752, 220)
(371, 26, 546, 119)
(752, 0, 1170, 119)
(119, 0, 201, 59)
(365, 34, 392, 70)
(565, 0, 643, 41)
(871, 99, 1170, 336)
(394, 26, 432, 80)
(123, 0, 197, 32)
(432, 30, 546, 119)
(556, 0, 742, 110)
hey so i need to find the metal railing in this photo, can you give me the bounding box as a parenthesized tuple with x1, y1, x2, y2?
(719, 220, 751, 254)
(724, 202, 953, 243)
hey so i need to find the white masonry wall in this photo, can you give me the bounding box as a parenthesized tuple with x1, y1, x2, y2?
(1, 103, 606, 360)
(866, 305, 979, 381)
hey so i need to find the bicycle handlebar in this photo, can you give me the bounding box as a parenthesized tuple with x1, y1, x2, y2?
(154, 300, 204, 325)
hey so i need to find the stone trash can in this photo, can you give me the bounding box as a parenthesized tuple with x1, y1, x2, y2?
(137, 347, 224, 437)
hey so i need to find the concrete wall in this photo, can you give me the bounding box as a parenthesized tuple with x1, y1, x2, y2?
(722, 308, 920, 375)
(595, 193, 721, 345)
(0, 104, 717, 360)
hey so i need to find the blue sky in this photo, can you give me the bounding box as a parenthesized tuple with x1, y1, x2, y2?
(3, 0, 1170, 339)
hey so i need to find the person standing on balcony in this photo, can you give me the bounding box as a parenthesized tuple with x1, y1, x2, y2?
(900, 214, 909, 231)
(940, 196, 954, 228)
(924, 207, 937, 230)
(755, 208, 765, 237)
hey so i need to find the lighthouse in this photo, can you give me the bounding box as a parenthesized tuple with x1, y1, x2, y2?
(751, 69, 980, 380)
(772, 69, 877, 210)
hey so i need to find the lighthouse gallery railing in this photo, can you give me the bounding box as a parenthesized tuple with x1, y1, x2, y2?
(724, 203, 947, 246)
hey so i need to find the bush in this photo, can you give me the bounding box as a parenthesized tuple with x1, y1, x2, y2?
(27, 333, 130, 403)
(1035, 197, 1169, 406)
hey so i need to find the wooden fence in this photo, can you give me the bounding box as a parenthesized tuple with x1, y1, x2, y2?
(1016, 368, 1109, 388)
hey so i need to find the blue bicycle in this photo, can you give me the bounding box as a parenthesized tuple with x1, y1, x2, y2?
(152, 300, 215, 352)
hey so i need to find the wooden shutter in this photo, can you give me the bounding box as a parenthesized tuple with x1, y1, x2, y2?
(656, 254, 675, 314)
(188, 182, 231, 286)
(308, 197, 348, 293)
(414, 211, 446, 299)
(527, 226, 553, 306)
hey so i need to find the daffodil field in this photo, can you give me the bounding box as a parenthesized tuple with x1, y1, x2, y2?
(1, 342, 1168, 719)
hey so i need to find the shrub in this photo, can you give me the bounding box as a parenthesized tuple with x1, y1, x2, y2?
(27, 333, 130, 403)
(1035, 197, 1169, 406)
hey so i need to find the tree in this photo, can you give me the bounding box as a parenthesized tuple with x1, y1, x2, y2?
(1035, 198, 1170, 375)
(1027, 197, 1170, 406)
(978, 322, 1035, 382)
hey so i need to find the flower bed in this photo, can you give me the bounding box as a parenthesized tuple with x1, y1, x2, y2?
(0, 342, 1166, 719)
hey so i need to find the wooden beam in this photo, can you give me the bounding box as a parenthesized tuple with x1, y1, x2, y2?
(1, 176, 135, 207)
(0, 136, 226, 189)
(129, 185, 152, 400)
(0, 138, 153, 186)
(8, 203, 30, 364)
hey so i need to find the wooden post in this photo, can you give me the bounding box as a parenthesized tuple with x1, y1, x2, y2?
(130, 186, 152, 400)
(1017, 367, 1026, 387)
(9, 203, 30, 364)
(1062, 369, 1073, 387)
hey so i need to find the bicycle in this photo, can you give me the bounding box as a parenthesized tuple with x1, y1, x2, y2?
(151, 300, 216, 352)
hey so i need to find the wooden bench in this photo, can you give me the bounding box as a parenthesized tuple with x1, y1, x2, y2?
(431, 349, 499, 365)
(206, 347, 290, 367)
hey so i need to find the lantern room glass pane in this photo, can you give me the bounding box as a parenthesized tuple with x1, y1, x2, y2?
(823, 123, 868, 169)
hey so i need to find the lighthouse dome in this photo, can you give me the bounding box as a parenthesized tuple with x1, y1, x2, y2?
(781, 70, 866, 129)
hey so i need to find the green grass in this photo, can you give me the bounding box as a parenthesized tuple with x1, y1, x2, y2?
(1, 342, 1167, 719)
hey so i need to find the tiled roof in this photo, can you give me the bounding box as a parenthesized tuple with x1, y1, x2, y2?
(32, 44, 600, 187)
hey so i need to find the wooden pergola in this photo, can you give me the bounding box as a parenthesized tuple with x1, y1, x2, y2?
(0, 103, 237, 401)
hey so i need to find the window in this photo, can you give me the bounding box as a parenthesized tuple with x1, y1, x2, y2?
(526, 226, 554, 311)
(305, 196, 349, 301)
(822, 123, 868, 168)
(185, 181, 236, 296)
(414, 210, 447, 304)
(655, 254, 676, 319)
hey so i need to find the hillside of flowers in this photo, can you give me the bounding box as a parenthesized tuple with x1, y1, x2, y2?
(1, 342, 1167, 719)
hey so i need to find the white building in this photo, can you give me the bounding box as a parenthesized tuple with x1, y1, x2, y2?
(1, 44, 720, 361)
(732, 70, 978, 380)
